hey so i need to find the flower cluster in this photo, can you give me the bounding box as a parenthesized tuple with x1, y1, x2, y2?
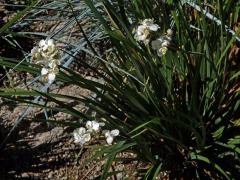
(31, 39, 60, 84)
(73, 120, 119, 147)
(135, 19, 173, 57)
(103, 129, 120, 145)
(135, 19, 159, 44)
(151, 29, 173, 57)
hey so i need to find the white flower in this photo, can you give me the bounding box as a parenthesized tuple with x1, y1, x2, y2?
(86, 120, 105, 132)
(151, 35, 172, 57)
(142, 19, 159, 31)
(135, 19, 159, 44)
(30, 47, 41, 62)
(151, 37, 164, 50)
(39, 39, 48, 51)
(31, 39, 61, 85)
(41, 67, 56, 84)
(41, 67, 48, 75)
(161, 40, 170, 47)
(158, 47, 168, 57)
(47, 72, 56, 84)
(39, 39, 54, 51)
(167, 29, 173, 37)
(104, 129, 119, 145)
(38, 39, 56, 57)
(73, 127, 91, 146)
(152, 37, 171, 49)
(86, 120, 99, 132)
(47, 39, 54, 46)
(48, 59, 59, 68)
(136, 25, 148, 41)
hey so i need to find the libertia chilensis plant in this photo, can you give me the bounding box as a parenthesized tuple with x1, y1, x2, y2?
(0, 0, 240, 179)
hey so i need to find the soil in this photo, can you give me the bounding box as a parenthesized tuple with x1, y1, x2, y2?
(0, 85, 98, 179)
(0, 83, 141, 179)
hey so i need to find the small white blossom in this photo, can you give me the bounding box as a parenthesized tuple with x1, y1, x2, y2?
(167, 29, 173, 37)
(86, 120, 100, 132)
(104, 129, 119, 145)
(48, 72, 56, 84)
(142, 19, 159, 31)
(38, 39, 57, 59)
(39, 39, 55, 51)
(86, 120, 105, 132)
(73, 127, 91, 146)
(136, 25, 148, 41)
(30, 46, 40, 56)
(151, 32, 172, 57)
(41, 67, 48, 76)
(41, 68, 57, 84)
(31, 38, 61, 85)
(151, 37, 163, 50)
(152, 36, 171, 49)
(158, 47, 168, 57)
(48, 59, 59, 69)
(30, 47, 42, 62)
(135, 19, 159, 44)
(39, 39, 46, 49)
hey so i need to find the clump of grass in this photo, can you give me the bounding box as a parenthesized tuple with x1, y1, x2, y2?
(75, 0, 240, 178)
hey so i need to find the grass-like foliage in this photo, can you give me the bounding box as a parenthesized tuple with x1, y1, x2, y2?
(0, 0, 240, 179)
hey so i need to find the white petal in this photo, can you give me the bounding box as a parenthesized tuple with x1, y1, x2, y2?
(47, 39, 54, 46)
(92, 121, 100, 131)
(106, 136, 114, 145)
(31, 47, 39, 55)
(148, 24, 159, 31)
(79, 139, 86, 145)
(48, 73, 56, 83)
(48, 61, 56, 68)
(73, 129, 83, 143)
(42, 45, 48, 51)
(162, 40, 170, 47)
(167, 29, 173, 37)
(142, 19, 153, 26)
(136, 25, 145, 35)
(73, 127, 90, 145)
(151, 39, 162, 50)
(104, 130, 110, 137)
(74, 137, 81, 143)
(157, 47, 168, 57)
(78, 127, 86, 135)
(41, 68, 48, 75)
(78, 136, 87, 145)
(86, 121, 92, 129)
(39, 39, 46, 47)
(138, 35, 146, 41)
(73, 133, 80, 143)
(48, 59, 59, 69)
(111, 129, 119, 136)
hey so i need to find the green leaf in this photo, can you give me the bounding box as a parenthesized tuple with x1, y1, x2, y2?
(144, 163, 163, 180)
(190, 152, 231, 180)
(100, 152, 116, 180)
(212, 126, 225, 139)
